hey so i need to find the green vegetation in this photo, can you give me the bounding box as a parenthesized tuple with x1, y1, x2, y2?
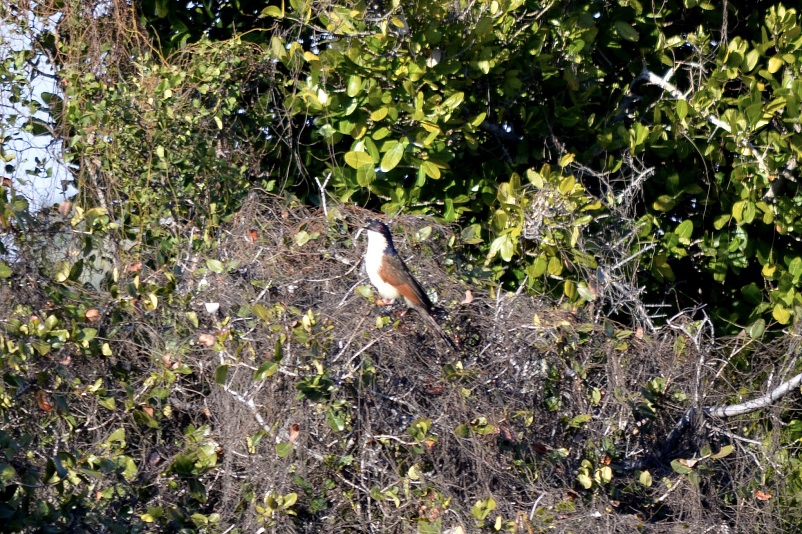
(2, 0, 802, 531)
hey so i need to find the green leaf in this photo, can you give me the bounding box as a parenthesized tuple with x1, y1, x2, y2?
(380, 142, 404, 172)
(547, 256, 563, 276)
(206, 259, 225, 273)
(421, 161, 440, 179)
(675, 220, 693, 244)
(772, 305, 791, 325)
(670, 459, 693, 475)
(344, 150, 374, 169)
(676, 99, 688, 119)
(638, 470, 653, 487)
(653, 195, 675, 212)
(441, 91, 464, 110)
(742, 201, 756, 224)
(732, 200, 745, 223)
(215, 365, 229, 385)
(713, 214, 731, 230)
(568, 414, 591, 428)
(276, 442, 293, 457)
(614, 21, 639, 41)
(252, 303, 270, 321)
(261, 5, 284, 17)
(743, 49, 760, 72)
(254, 361, 279, 380)
(133, 409, 159, 429)
(745, 316, 764, 340)
(454, 424, 471, 438)
(711, 444, 734, 459)
(767, 56, 783, 73)
(0, 261, 11, 278)
(346, 76, 362, 97)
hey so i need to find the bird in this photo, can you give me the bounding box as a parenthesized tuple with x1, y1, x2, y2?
(362, 220, 458, 351)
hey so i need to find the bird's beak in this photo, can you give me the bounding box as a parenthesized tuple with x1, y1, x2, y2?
(354, 227, 365, 244)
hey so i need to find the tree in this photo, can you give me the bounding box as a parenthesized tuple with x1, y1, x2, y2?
(4, 0, 802, 531)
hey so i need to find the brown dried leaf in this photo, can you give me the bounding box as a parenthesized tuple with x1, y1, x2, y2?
(198, 333, 216, 347)
(58, 199, 72, 217)
(127, 262, 142, 273)
(289, 423, 300, 443)
(37, 390, 53, 413)
(85, 308, 100, 322)
(249, 228, 258, 243)
(461, 290, 474, 304)
(498, 425, 516, 444)
(531, 442, 549, 455)
(755, 490, 772, 501)
(142, 405, 154, 417)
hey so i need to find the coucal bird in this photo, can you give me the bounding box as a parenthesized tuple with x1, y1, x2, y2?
(363, 220, 458, 351)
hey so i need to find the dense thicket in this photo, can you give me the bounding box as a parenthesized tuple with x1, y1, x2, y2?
(3, 0, 802, 531)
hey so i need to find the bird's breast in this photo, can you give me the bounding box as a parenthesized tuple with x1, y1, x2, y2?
(365, 252, 401, 301)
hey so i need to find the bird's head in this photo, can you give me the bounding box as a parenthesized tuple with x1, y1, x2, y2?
(364, 219, 396, 253)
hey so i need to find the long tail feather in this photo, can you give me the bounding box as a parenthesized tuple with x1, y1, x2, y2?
(423, 312, 459, 352)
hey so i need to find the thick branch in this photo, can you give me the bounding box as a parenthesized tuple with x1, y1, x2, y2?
(663, 370, 802, 456)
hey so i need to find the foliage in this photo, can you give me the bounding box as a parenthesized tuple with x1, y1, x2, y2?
(128, 0, 802, 332)
(5, 0, 802, 531)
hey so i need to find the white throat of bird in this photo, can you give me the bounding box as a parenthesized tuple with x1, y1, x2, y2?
(365, 228, 392, 257)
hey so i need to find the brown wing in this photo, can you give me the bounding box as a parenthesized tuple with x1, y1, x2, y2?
(377, 254, 433, 311)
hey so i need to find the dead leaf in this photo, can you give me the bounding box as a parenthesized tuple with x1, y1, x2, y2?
(198, 333, 216, 347)
(755, 490, 772, 501)
(249, 228, 258, 243)
(424, 439, 436, 451)
(563, 489, 579, 501)
(531, 442, 549, 455)
(127, 262, 142, 273)
(499, 425, 517, 443)
(289, 423, 300, 443)
(202, 405, 212, 417)
(58, 199, 72, 217)
(635, 327, 644, 339)
(142, 405, 154, 417)
(37, 390, 53, 413)
(85, 308, 100, 322)
(461, 290, 474, 304)
(59, 355, 72, 366)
